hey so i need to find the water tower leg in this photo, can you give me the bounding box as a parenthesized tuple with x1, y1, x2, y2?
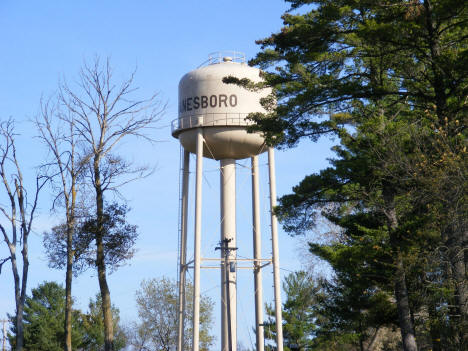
(251, 155, 265, 351)
(268, 148, 284, 351)
(177, 150, 190, 351)
(193, 129, 204, 351)
(220, 158, 237, 351)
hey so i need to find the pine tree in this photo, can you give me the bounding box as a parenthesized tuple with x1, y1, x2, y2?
(264, 272, 320, 351)
(226, 1, 468, 349)
(8, 282, 85, 351)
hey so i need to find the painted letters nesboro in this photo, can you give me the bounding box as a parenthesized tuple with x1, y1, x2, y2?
(180, 94, 237, 112)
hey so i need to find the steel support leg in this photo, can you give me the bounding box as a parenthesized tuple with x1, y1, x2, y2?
(220, 158, 237, 351)
(192, 129, 204, 351)
(177, 150, 190, 351)
(251, 155, 264, 351)
(268, 148, 284, 351)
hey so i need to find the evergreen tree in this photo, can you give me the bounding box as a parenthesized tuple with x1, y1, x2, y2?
(8, 282, 85, 351)
(8, 282, 127, 351)
(81, 294, 127, 351)
(264, 271, 320, 351)
(226, 1, 467, 349)
(276, 106, 451, 349)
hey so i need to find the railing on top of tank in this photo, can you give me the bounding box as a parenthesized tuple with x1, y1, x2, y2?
(171, 113, 255, 135)
(197, 51, 246, 67)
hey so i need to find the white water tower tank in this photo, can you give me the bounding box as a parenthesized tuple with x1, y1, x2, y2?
(173, 52, 284, 351)
(172, 52, 269, 160)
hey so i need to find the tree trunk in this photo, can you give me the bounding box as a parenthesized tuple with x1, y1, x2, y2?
(383, 186, 418, 351)
(394, 252, 418, 351)
(462, 226, 468, 348)
(428, 301, 441, 351)
(64, 221, 74, 351)
(16, 233, 29, 351)
(358, 318, 364, 351)
(64, 178, 76, 351)
(94, 158, 114, 351)
(97, 234, 114, 351)
(11, 253, 23, 351)
(447, 225, 468, 349)
(15, 302, 23, 351)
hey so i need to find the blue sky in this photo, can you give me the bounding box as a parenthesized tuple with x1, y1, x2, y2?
(0, 1, 335, 349)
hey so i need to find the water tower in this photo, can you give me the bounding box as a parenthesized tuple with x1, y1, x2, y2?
(172, 52, 284, 351)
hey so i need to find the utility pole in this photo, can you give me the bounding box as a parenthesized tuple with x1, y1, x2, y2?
(216, 238, 238, 351)
(1, 319, 7, 351)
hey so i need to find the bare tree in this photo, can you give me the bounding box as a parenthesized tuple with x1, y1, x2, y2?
(36, 98, 88, 351)
(58, 57, 165, 351)
(0, 119, 47, 351)
(129, 277, 214, 351)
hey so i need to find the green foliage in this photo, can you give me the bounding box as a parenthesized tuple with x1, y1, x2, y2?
(81, 294, 127, 351)
(79, 202, 139, 271)
(275, 102, 460, 348)
(43, 221, 92, 275)
(248, 0, 467, 147)
(264, 271, 321, 351)
(9, 282, 84, 351)
(248, 0, 468, 349)
(8, 282, 126, 351)
(43, 202, 139, 275)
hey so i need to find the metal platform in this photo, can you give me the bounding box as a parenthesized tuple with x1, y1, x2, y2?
(171, 113, 254, 137)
